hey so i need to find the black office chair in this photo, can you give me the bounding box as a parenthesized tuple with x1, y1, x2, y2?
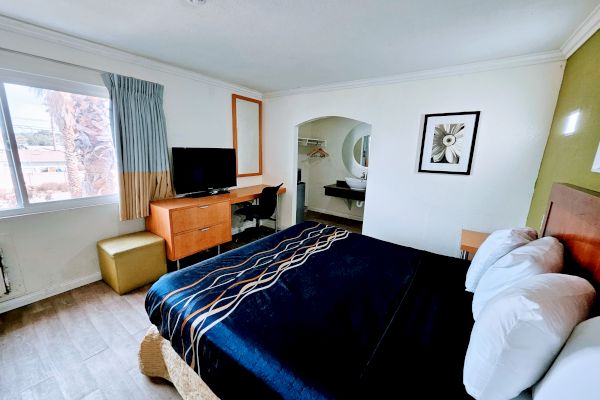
(235, 184, 283, 236)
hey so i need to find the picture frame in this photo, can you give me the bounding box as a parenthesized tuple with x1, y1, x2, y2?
(418, 111, 480, 175)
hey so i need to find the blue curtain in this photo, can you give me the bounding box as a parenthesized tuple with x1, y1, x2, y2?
(102, 73, 173, 220)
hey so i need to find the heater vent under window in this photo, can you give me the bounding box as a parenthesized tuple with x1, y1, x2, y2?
(0, 249, 10, 295)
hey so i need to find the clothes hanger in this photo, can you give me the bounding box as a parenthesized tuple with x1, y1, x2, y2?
(307, 147, 329, 158)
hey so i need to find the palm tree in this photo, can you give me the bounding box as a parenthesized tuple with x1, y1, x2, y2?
(43, 90, 115, 198)
(44, 91, 83, 197)
(71, 94, 115, 196)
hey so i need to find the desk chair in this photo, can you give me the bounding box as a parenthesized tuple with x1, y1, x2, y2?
(235, 184, 283, 236)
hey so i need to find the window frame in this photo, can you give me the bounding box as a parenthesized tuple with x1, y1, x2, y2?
(0, 70, 118, 219)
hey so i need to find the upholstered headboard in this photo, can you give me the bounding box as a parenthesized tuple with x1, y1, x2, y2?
(542, 183, 600, 284)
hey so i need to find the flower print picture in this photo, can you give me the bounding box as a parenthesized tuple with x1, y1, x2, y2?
(432, 123, 464, 164)
(419, 111, 480, 174)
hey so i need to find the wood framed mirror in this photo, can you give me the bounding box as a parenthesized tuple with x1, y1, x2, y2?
(232, 94, 262, 177)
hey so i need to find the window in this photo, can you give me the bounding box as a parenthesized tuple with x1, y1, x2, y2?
(0, 74, 118, 217)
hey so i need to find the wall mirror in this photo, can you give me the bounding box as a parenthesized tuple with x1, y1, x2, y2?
(342, 123, 371, 178)
(232, 94, 262, 177)
(353, 135, 370, 167)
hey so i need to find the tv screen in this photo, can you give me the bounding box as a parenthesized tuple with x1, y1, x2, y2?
(172, 147, 237, 195)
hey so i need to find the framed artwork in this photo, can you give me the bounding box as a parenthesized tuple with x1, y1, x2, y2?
(418, 111, 480, 175)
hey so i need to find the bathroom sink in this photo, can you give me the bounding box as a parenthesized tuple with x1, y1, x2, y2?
(345, 177, 367, 191)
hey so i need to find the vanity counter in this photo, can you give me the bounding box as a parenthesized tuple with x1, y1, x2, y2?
(324, 180, 366, 201)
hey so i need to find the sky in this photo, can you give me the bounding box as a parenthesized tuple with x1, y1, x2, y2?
(4, 83, 53, 132)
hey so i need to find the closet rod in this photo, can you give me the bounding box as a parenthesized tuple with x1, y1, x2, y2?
(0, 46, 107, 75)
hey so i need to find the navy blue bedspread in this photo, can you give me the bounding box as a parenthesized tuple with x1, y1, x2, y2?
(146, 222, 474, 399)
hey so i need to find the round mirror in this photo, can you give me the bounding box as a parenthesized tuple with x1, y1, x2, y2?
(353, 135, 370, 167)
(342, 123, 371, 178)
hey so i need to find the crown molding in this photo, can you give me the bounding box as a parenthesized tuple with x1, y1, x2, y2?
(2, 9, 594, 100)
(0, 15, 262, 98)
(264, 50, 565, 98)
(561, 4, 600, 58)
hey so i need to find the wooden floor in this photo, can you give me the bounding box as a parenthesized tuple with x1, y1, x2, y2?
(0, 222, 360, 399)
(0, 281, 181, 400)
(304, 210, 363, 233)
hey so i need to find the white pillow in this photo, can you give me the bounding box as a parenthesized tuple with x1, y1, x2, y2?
(533, 316, 600, 400)
(472, 237, 563, 319)
(464, 274, 595, 400)
(465, 228, 537, 293)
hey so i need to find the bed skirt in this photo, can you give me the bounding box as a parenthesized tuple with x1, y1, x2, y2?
(138, 326, 219, 400)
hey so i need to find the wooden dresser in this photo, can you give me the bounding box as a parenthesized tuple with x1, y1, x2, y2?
(146, 194, 232, 261)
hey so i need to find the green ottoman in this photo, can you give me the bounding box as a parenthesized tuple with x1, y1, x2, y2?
(97, 231, 167, 295)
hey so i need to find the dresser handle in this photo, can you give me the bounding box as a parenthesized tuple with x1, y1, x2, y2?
(197, 205, 209, 209)
(200, 227, 210, 232)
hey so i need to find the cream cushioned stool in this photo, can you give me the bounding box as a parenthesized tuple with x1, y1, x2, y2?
(97, 231, 167, 294)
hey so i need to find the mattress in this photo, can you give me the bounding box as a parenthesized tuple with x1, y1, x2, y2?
(146, 222, 474, 399)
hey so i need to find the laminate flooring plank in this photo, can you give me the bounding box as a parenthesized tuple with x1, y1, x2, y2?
(70, 284, 131, 347)
(0, 306, 52, 399)
(93, 282, 148, 336)
(122, 286, 152, 322)
(80, 390, 106, 400)
(20, 376, 66, 400)
(49, 291, 107, 360)
(23, 298, 98, 400)
(84, 348, 146, 400)
(1, 281, 182, 400)
(71, 284, 144, 373)
(128, 367, 181, 400)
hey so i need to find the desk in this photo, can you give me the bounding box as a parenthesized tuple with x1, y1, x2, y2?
(146, 185, 286, 261)
(229, 184, 286, 204)
(460, 229, 490, 260)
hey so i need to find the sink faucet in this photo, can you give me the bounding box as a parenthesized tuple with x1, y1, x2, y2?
(360, 171, 367, 180)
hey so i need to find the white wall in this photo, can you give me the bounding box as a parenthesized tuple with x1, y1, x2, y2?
(264, 61, 564, 257)
(298, 117, 365, 221)
(0, 26, 262, 311)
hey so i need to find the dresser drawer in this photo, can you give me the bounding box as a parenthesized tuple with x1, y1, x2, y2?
(172, 222, 232, 260)
(171, 201, 230, 233)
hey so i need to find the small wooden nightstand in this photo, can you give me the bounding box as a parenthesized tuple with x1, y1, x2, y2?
(460, 229, 490, 260)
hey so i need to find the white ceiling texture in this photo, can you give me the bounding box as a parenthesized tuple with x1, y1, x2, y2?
(0, 0, 598, 93)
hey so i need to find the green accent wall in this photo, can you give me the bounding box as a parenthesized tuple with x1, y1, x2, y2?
(527, 30, 600, 230)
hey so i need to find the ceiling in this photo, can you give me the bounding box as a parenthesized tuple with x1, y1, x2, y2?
(0, 0, 598, 93)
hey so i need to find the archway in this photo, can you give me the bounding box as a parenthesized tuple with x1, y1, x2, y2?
(293, 116, 372, 233)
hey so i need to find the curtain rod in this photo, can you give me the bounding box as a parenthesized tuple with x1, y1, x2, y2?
(0, 46, 107, 75)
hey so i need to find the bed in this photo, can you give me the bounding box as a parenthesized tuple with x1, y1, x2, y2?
(139, 183, 600, 399)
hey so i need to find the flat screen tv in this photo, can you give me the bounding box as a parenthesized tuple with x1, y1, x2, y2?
(172, 147, 237, 196)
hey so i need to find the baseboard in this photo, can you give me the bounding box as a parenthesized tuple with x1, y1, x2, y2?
(306, 207, 364, 222)
(0, 272, 102, 314)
